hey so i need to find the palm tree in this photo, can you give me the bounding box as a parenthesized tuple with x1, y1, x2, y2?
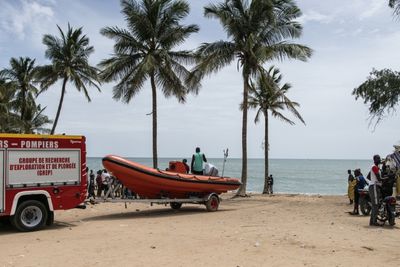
(99, 0, 199, 169)
(37, 24, 101, 134)
(389, 0, 400, 15)
(188, 0, 312, 196)
(0, 57, 39, 122)
(20, 104, 52, 134)
(0, 79, 20, 133)
(247, 67, 305, 193)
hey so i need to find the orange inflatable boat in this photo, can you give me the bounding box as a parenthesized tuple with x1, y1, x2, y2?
(102, 155, 241, 199)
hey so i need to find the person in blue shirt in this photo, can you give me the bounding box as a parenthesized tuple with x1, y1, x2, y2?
(351, 168, 369, 215)
(191, 147, 207, 175)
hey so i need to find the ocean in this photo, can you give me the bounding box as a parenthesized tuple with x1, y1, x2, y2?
(87, 157, 371, 195)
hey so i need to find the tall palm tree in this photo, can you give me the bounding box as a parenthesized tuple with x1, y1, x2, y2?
(99, 0, 199, 169)
(0, 57, 39, 122)
(188, 0, 312, 196)
(247, 67, 305, 193)
(37, 24, 101, 134)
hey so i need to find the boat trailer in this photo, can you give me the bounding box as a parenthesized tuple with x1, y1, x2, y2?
(93, 186, 221, 212)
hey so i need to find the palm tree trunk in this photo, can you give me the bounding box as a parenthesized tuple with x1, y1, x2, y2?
(150, 73, 158, 169)
(263, 111, 269, 194)
(51, 77, 68, 135)
(237, 73, 249, 196)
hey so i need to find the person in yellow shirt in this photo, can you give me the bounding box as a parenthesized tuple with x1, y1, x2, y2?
(347, 169, 356, 204)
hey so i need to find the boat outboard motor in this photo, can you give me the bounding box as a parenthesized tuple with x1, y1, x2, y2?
(204, 163, 219, 176)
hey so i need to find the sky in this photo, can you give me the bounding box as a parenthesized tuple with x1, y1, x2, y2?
(0, 0, 399, 159)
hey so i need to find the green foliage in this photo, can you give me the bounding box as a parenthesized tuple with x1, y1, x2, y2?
(99, 0, 199, 103)
(0, 57, 39, 120)
(353, 2, 400, 125)
(0, 58, 52, 133)
(189, 0, 312, 90)
(37, 23, 100, 134)
(0, 79, 19, 133)
(21, 104, 53, 134)
(248, 66, 305, 125)
(353, 68, 400, 125)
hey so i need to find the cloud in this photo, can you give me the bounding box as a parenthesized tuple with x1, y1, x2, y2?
(297, 10, 334, 24)
(352, 28, 363, 36)
(359, 0, 385, 20)
(0, 0, 54, 40)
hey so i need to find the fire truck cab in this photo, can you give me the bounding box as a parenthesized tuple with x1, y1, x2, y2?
(0, 134, 87, 231)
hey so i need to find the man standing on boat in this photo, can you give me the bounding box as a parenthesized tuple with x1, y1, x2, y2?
(191, 147, 207, 175)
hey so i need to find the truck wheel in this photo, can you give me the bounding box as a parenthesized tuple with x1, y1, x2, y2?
(170, 202, 182, 210)
(205, 195, 219, 212)
(46, 211, 54, 226)
(11, 200, 48, 232)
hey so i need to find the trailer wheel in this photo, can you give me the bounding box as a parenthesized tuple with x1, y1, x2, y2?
(170, 202, 182, 210)
(205, 195, 219, 212)
(11, 200, 48, 232)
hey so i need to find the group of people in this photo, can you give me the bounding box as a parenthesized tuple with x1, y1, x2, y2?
(347, 168, 368, 215)
(87, 169, 136, 199)
(347, 154, 398, 226)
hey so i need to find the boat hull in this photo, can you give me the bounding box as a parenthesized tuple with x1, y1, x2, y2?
(102, 155, 241, 199)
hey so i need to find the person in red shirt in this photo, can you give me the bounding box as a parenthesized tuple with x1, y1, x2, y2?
(182, 159, 190, 174)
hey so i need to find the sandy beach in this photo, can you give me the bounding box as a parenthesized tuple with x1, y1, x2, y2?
(0, 194, 399, 267)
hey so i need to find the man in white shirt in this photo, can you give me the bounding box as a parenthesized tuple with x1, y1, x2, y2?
(368, 155, 382, 226)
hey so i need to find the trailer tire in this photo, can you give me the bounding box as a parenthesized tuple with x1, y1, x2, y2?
(205, 195, 219, 212)
(11, 200, 48, 232)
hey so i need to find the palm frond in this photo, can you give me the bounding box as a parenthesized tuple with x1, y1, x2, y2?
(389, 0, 400, 15)
(247, 67, 305, 126)
(187, 41, 236, 93)
(112, 61, 148, 103)
(262, 42, 313, 62)
(99, 53, 144, 82)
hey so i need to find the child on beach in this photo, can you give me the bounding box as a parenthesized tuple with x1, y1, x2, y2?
(267, 175, 274, 194)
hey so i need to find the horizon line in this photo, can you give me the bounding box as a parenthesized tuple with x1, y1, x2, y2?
(87, 156, 371, 161)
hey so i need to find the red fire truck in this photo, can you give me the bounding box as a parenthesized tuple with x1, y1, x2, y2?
(0, 134, 87, 231)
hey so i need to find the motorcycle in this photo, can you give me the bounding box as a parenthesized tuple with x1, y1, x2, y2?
(397, 201, 400, 217)
(377, 195, 397, 226)
(358, 188, 372, 215)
